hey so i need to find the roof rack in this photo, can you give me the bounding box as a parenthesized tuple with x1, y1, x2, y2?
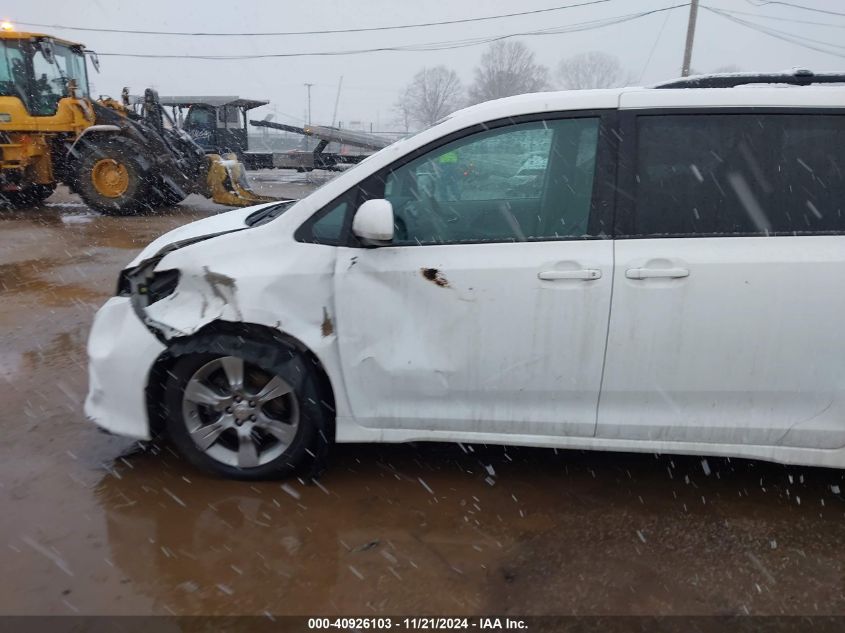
(654, 69, 845, 89)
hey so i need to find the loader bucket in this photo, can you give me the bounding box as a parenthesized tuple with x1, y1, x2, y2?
(204, 153, 282, 207)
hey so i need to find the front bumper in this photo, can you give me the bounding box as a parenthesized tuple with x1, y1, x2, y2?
(85, 297, 166, 440)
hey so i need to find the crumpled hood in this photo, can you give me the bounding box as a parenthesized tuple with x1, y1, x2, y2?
(126, 202, 281, 268)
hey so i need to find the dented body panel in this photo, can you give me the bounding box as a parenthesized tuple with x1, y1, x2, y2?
(333, 241, 613, 438)
(86, 198, 355, 438)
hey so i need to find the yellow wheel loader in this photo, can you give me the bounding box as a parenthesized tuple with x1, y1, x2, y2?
(0, 26, 279, 214)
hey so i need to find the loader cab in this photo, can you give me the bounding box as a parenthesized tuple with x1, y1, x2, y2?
(0, 33, 90, 116)
(160, 96, 269, 158)
(182, 105, 217, 152)
(182, 105, 246, 154)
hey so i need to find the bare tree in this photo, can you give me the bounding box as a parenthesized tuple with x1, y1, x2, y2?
(556, 51, 631, 90)
(394, 85, 413, 133)
(467, 41, 550, 105)
(395, 66, 463, 130)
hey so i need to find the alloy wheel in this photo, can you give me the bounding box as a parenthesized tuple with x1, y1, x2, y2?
(181, 356, 299, 468)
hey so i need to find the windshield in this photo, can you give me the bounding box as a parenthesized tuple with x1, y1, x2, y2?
(0, 38, 89, 115)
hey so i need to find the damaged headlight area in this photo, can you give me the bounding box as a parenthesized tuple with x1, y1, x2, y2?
(115, 228, 248, 342)
(117, 268, 180, 304)
(141, 269, 180, 304)
(116, 227, 245, 299)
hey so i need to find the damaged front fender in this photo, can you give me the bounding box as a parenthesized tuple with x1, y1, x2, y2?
(116, 211, 347, 412)
(141, 264, 246, 337)
(123, 228, 247, 342)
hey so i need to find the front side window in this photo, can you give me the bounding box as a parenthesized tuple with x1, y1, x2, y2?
(377, 117, 600, 245)
(186, 107, 215, 129)
(29, 43, 88, 115)
(185, 107, 216, 150)
(29, 48, 63, 115)
(217, 105, 242, 129)
(0, 40, 88, 115)
(53, 44, 89, 98)
(0, 41, 27, 104)
(628, 114, 845, 237)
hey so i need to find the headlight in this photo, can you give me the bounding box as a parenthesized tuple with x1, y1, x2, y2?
(140, 269, 180, 304)
(116, 268, 180, 305)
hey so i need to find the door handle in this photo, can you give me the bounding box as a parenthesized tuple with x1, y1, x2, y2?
(625, 267, 689, 280)
(538, 269, 602, 281)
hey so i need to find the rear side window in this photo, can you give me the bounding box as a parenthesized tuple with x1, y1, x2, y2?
(626, 114, 845, 237)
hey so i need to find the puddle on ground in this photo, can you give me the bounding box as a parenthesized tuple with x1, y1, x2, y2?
(4, 180, 845, 617)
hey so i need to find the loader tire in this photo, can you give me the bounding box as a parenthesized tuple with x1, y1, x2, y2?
(1, 184, 55, 208)
(75, 137, 154, 215)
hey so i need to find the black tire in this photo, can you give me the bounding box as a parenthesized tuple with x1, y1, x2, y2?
(148, 178, 189, 208)
(163, 334, 331, 480)
(1, 184, 55, 208)
(75, 136, 154, 215)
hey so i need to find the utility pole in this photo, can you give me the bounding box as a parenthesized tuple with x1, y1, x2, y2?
(304, 83, 314, 125)
(681, 0, 699, 77)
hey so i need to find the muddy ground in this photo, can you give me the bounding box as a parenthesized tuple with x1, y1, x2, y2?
(2, 173, 845, 616)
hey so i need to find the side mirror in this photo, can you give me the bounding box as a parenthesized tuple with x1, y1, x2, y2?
(352, 199, 394, 246)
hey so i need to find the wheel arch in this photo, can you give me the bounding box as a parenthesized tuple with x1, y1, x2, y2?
(67, 125, 123, 158)
(145, 320, 337, 440)
(69, 128, 151, 168)
(63, 127, 122, 187)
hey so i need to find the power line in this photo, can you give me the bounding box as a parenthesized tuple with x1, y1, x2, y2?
(93, 5, 689, 60)
(17, 0, 620, 37)
(743, 0, 845, 19)
(639, 8, 673, 82)
(703, 6, 845, 58)
(719, 7, 845, 29)
(706, 6, 845, 51)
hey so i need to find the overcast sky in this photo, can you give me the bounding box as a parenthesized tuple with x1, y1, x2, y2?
(13, 0, 845, 130)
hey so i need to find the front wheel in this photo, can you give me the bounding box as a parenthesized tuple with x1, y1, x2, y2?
(75, 137, 153, 215)
(164, 335, 330, 479)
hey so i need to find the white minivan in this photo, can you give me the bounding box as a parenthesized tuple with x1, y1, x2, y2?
(86, 71, 845, 479)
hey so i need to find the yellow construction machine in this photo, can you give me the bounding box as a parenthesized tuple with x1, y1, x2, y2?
(0, 23, 278, 213)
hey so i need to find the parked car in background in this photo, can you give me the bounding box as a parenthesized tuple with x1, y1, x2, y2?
(506, 154, 549, 197)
